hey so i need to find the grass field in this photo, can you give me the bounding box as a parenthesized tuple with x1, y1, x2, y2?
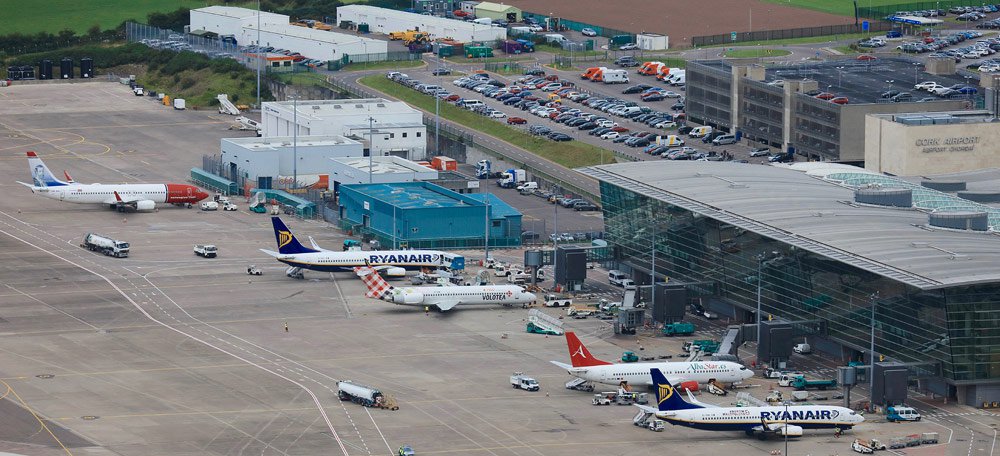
(0, 0, 239, 35)
(723, 48, 791, 58)
(759, 0, 921, 17)
(342, 59, 425, 71)
(359, 75, 613, 168)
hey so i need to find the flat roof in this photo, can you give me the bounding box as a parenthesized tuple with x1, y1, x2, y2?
(700, 57, 977, 104)
(875, 109, 996, 125)
(467, 193, 521, 218)
(338, 4, 506, 31)
(193, 5, 281, 19)
(224, 135, 360, 150)
(582, 161, 1000, 289)
(331, 156, 437, 175)
(475, 2, 519, 12)
(265, 98, 419, 119)
(243, 23, 383, 46)
(343, 182, 481, 209)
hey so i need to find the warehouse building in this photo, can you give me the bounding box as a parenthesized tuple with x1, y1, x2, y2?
(338, 182, 521, 249)
(189, 6, 289, 37)
(336, 5, 507, 42)
(685, 58, 974, 162)
(865, 110, 1000, 176)
(582, 161, 1000, 406)
(220, 135, 363, 190)
(261, 98, 427, 161)
(473, 2, 522, 22)
(189, 6, 386, 61)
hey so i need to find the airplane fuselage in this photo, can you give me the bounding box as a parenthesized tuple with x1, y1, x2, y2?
(274, 250, 449, 273)
(31, 183, 206, 205)
(388, 285, 536, 307)
(572, 361, 752, 386)
(659, 405, 863, 431)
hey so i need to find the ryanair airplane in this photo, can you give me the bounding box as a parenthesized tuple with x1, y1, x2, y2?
(260, 217, 462, 278)
(638, 368, 864, 439)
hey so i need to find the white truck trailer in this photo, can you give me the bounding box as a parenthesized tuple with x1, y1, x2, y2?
(82, 233, 129, 258)
(337, 380, 398, 409)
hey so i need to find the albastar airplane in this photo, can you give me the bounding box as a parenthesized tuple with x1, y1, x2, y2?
(16, 151, 208, 211)
(354, 266, 537, 311)
(551, 332, 754, 388)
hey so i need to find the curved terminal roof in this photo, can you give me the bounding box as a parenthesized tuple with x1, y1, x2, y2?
(582, 162, 1000, 290)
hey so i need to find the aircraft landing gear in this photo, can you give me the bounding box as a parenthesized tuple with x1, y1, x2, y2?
(285, 267, 304, 279)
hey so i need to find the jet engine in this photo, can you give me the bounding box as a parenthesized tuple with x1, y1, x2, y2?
(777, 425, 803, 437)
(136, 200, 156, 211)
(398, 289, 424, 305)
(679, 381, 699, 392)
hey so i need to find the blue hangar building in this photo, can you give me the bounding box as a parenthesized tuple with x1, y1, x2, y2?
(582, 161, 1000, 407)
(338, 182, 522, 249)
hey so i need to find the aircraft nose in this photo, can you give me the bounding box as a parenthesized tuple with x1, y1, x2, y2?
(525, 292, 537, 301)
(194, 188, 209, 201)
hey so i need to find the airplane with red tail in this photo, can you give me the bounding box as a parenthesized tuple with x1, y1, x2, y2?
(16, 151, 209, 211)
(550, 331, 754, 388)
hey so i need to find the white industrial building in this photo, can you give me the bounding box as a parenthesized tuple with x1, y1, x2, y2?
(336, 5, 507, 42)
(220, 135, 364, 189)
(189, 6, 386, 61)
(262, 98, 428, 161)
(189, 6, 289, 37)
(636, 33, 669, 50)
(329, 156, 439, 186)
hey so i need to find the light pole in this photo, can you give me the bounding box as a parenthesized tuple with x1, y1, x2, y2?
(869, 291, 879, 397)
(756, 254, 764, 357)
(256, 0, 261, 108)
(435, 70, 441, 154)
(366, 116, 377, 183)
(290, 93, 300, 188)
(837, 66, 845, 88)
(484, 185, 491, 259)
(914, 62, 921, 85)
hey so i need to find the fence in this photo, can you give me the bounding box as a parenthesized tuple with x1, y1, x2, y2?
(327, 51, 422, 70)
(521, 11, 634, 40)
(692, 22, 894, 47)
(858, 0, 995, 19)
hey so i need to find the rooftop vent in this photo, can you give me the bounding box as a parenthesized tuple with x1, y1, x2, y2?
(334, 105, 342, 109)
(376, 103, 385, 107)
(355, 104, 364, 108)
(921, 180, 966, 192)
(854, 188, 912, 208)
(928, 210, 988, 231)
(957, 190, 1000, 204)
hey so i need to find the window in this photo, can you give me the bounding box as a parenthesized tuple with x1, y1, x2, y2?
(416, 132, 422, 137)
(390, 133, 395, 139)
(492, 221, 501, 228)
(402, 132, 408, 138)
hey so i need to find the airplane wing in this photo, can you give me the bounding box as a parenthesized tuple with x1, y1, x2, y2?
(550, 361, 574, 371)
(16, 181, 35, 192)
(435, 300, 460, 311)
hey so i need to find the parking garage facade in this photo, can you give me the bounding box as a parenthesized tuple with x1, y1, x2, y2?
(583, 161, 1000, 406)
(685, 59, 973, 162)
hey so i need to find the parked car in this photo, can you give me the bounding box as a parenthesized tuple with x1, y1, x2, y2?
(712, 134, 737, 145)
(749, 147, 770, 157)
(432, 67, 452, 75)
(574, 201, 599, 211)
(619, 43, 639, 50)
(507, 117, 527, 124)
(582, 28, 598, 37)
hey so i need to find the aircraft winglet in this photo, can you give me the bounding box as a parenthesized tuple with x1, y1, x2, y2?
(63, 170, 75, 183)
(113, 190, 123, 202)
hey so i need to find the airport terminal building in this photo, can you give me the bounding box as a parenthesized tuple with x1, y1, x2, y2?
(582, 161, 1000, 406)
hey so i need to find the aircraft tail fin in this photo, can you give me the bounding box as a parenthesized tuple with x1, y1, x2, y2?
(565, 332, 612, 367)
(26, 151, 68, 187)
(651, 368, 703, 412)
(270, 217, 318, 255)
(354, 266, 393, 299)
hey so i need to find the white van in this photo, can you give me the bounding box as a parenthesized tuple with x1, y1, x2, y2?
(460, 99, 484, 109)
(658, 135, 684, 146)
(544, 34, 567, 44)
(472, 17, 492, 25)
(517, 182, 538, 193)
(603, 70, 630, 84)
(608, 270, 629, 286)
(688, 126, 713, 138)
(670, 73, 686, 86)
(620, 106, 642, 116)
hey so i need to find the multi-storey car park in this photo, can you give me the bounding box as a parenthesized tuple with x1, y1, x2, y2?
(685, 58, 979, 162)
(582, 161, 1000, 406)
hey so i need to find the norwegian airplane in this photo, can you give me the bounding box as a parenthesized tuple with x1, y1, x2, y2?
(551, 332, 753, 389)
(16, 151, 209, 211)
(261, 217, 461, 278)
(639, 368, 864, 439)
(355, 266, 536, 311)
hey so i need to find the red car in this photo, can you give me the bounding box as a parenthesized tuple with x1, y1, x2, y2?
(611, 126, 630, 133)
(446, 94, 460, 102)
(830, 97, 849, 105)
(814, 92, 835, 100)
(507, 117, 527, 124)
(856, 54, 877, 61)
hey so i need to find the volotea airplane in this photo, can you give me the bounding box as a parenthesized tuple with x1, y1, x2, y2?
(354, 266, 536, 311)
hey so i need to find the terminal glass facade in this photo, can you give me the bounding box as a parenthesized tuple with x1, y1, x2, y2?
(600, 181, 1000, 384)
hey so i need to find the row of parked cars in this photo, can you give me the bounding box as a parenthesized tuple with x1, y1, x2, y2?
(896, 30, 986, 54)
(244, 45, 326, 67)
